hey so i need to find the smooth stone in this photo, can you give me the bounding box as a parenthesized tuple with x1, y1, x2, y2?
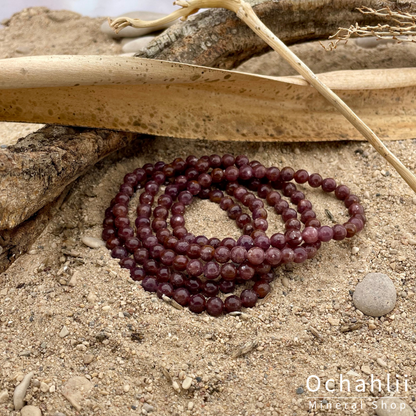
(122, 36, 154, 53)
(13, 371, 34, 410)
(40, 382, 49, 393)
(353, 273, 396, 317)
(81, 236, 105, 249)
(375, 398, 413, 416)
(182, 376, 192, 390)
(83, 354, 94, 365)
(0, 389, 8, 403)
(62, 376, 92, 411)
(143, 403, 154, 413)
(101, 11, 175, 39)
(59, 326, 70, 338)
(21, 405, 42, 416)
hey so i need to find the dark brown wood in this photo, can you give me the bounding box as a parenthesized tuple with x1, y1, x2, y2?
(0, 125, 140, 231)
(0, 184, 71, 275)
(136, 0, 416, 69)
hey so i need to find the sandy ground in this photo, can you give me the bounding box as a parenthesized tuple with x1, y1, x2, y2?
(1, 7, 416, 416)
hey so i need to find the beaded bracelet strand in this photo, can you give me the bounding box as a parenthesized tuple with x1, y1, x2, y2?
(102, 154, 365, 316)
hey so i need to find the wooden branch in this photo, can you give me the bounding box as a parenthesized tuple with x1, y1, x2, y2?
(0, 125, 139, 230)
(133, 0, 416, 69)
(110, 0, 416, 193)
(0, 185, 72, 276)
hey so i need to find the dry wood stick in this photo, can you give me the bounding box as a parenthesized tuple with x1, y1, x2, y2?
(110, 0, 416, 193)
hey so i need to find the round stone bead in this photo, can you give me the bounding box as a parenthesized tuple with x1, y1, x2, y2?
(321, 178, 337, 192)
(173, 287, 191, 306)
(253, 280, 271, 298)
(247, 247, 265, 265)
(308, 173, 323, 188)
(224, 295, 242, 313)
(293, 247, 308, 263)
(240, 289, 258, 307)
(301, 226, 318, 244)
(318, 226, 334, 242)
(142, 276, 159, 292)
(333, 224, 347, 240)
(206, 297, 224, 317)
(204, 261, 221, 279)
(188, 294, 206, 313)
(335, 185, 350, 200)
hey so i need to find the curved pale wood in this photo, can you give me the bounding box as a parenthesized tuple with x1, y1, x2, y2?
(0, 56, 415, 143)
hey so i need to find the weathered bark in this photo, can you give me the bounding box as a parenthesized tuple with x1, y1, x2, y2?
(0, 125, 140, 230)
(136, 0, 416, 69)
(0, 184, 72, 275)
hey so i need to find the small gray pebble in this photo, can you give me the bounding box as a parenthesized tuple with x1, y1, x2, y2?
(143, 403, 154, 412)
(353, 273, 396, 317)
(375, 398, 413, 416)
(296, 387, 304, 394)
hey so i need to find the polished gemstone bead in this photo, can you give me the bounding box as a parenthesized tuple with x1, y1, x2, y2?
(131, 267, 145, 281)
(225, 166, 239, 181)
(282, 208, 297, 222)
(293, 247, 308, 263)
(318, 226, 334, 242)
(281, 247, 295, 264)
(308, 173, 323, 188)
(335, 185, 350, 200)
(221, 263, 237, 281)
(344, 194, 360, 208)
(247, 247, 265, 265)
(224, 295, 242, 313)
(188, 294, 206, 313)
(294, 169, 309, 184)
(285, 219, 301, 231)
(265, 247, 282, 266)
(297, 199, 313, 214)
(112, 203, 128, 217)
(172, 255, 188, 271)
(270, 233, 286, 250)
(214, 246, 231, 263)
(186, 259, 203, 277)
(221, 154, 235, 168)
(120, 257, 136, 270)
(301, 226, 318, 244)
(153, 206, 168, 219)
(240, 289, 258, 307)
(219, 279, 235, 293)
(235, 155, 249, 167)
(178, 191, 193, 205)
(206, 297, 224, 316)
(106, 237, 120, 250)
(285, 229, 302, 247)
(238, 263, 255, 280)
(203, 281, 220, 297)
(239, 165, 254, 180)
(142, 276, 158, 292)
(111, 246, 128, 259)
(200, 245, 215, 261)
(266, 191, 281, 206)
(220, 197, 234, 210)
(322, 178, 337, 192)
(282, 182, 297, 197)
(253, 280, 271, 298)
(157, 282, 174, 298)
(185, 278, 202, 294)
(173, 287, 191, 306)
(254, 235, 270, 250)
(332, 224, 347, 240)
(275, 200, 289, 215)
(204, 261, 221, 279)
(348, 203, 364, 216)
(170, 272, 185, 287)
(102, 227, 116, 241)
(349, 217, 364, 232)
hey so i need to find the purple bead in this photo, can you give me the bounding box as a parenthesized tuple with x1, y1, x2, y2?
(247, 247, 265, 265)
(157, 282, 174, 298)
(333, 224, 347, 241)
(237, 235, 254, 250)
(204, 261, 221, 279)
(219, 280, 235, 294)
(142, 276, 158, 292)
(206, 297, 224, 317)
(293, 247, 308, 263)
(240, 289, 258, 307)
(178, 191, 193, 205)
(189, 294, 206, 313)
(265, 247, 282, 266)
(281, 248, 295, 264)
(173, 288, 191, 306)
(230, 246, 247, 263)
(270, 233, 286, 250)
(186, 259, 203, 277)
(321, 178, 337, 192)
(111, 246, 128, 259)
(318, 226, 334, 242)
(224, 295, 242, 313)
(301, 226, 319, 244)
(214, 246, 231, 263)
(203, 281, 220, 297)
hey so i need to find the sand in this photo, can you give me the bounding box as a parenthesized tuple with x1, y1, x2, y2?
(1, 7, 416, 416)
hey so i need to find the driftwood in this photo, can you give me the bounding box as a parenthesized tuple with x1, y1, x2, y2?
(136, 0, 416, 68)
(0, 185, 72, 275)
